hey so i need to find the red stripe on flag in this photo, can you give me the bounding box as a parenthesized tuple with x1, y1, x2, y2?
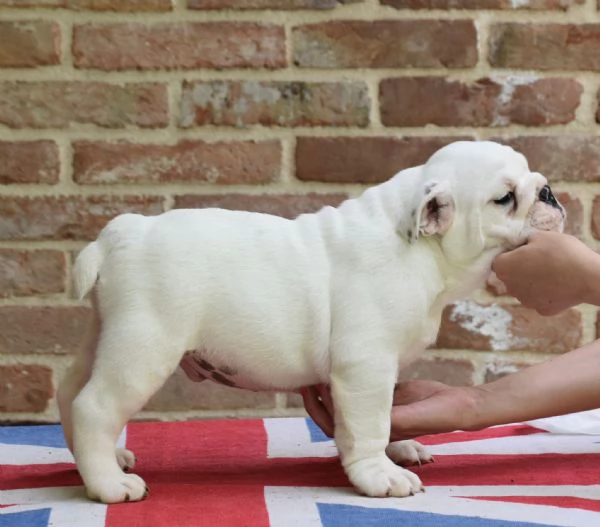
(107, 419, 349, 527)
(108, 419, 270, 527)
(418, 425, 544, 446)
(416, 453, 600, 486)
(0, 464, 80, 491)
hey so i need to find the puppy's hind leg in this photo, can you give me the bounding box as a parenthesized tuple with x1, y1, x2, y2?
(57, 301, 98, 455)
(57, 294, 136, 472)
(71, 318, 183, 504)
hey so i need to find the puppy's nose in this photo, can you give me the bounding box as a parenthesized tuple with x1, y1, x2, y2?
(538, 184, 560, 210)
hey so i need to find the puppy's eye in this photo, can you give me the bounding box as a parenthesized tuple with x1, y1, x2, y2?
(493, 191, 515, 206)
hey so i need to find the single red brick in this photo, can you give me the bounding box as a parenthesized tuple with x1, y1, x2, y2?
(74, 140, 281, 185)
(0, 364, 53, 412)
(0, 0, 171, 7)
(594, 89, 600, 124)
(436, 301, 581, 353)
(0, 0, 62, 5)
(0, 306, 90, 354)
(188, 0, 356, 7)
(173, 193, 348, 219)
(495, 136, 600, 183)
(590, 196, 600, 240)
(0, 82, 168, 129)
(0, 250, 66, 297)
(295, 136, 473, 184)
(0, 141, 59, 184)
(490, 23, 600, 70)
(398, 357, 475, 386)
(380, 77, 581, 127)
(383, 0, 581, 8)
(555, 192, 583, 237)
(73, 22, 285, 70)
(0, 20, 60, 67)
(180, 80, 369, 128)
(145, 368, 276, 411)
(293, 20, 477, 68)
(0, 195, 164, 241)
(68, 0, 172, 9)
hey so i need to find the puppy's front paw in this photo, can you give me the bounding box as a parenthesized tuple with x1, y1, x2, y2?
(346, 455, 424, 497)
(386, 440, 434, 467)
(86, 472, 149, 504)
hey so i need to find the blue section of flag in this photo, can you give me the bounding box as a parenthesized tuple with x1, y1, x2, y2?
(0, 508, 51, 527)
(305, 418, 332, 444)
(317, 504, 562, 527)
(0, 425, 66, 448)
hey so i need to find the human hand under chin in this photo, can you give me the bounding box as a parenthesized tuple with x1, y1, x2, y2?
(492, 231, 600, 316)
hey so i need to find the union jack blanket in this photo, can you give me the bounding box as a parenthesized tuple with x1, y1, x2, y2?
(1, 417, 600, 526)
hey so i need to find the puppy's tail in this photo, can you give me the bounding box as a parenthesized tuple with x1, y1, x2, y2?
(73, 242, 103, 300)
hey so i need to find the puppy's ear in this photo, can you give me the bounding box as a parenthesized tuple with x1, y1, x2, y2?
(400, 180, 455, 243)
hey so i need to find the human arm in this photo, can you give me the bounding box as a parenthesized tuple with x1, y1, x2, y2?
(303, 338, 600, 440)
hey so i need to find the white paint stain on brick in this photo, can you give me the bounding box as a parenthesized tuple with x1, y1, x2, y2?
(510, 0, 531, 8)
(491, 74, 540, 126)
(450, 300, 528, 351)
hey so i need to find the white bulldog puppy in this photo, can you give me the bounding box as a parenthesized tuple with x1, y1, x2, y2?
(58, 140, 564, 504)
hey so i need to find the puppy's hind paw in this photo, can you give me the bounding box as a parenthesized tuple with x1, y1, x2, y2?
(116, 447, 137, 472)
(347, 455, 424, 498)
(386, 440, 434, 467)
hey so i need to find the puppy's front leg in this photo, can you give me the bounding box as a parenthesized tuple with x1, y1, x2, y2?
(330, 355, 424, 498)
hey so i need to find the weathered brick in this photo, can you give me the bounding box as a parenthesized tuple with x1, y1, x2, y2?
(490, 24, 600, 70)
(0, 250, 66, 297)
(73, 23, 285, 70)
(293, 20, 477, 68)
(180, 81, 369, 128)
(0, 21, 60, 68)
(484, 361, 529, 383)
(590, 196, 600, 240)
(145, 368, 276, 411)
(495, 136, 600, 183)
(295, 136, 472, 184)
(0, 0, 62, 5)
(0, 306, 89, 354)
(0, 195, 164, 241)
(0, 364, 53, 412)
(380, 77, 581, 127)
(0, 141, 59, 184)
(436, 301, 582, 354)
(188, 0, 358, 7)
(0, 82, 168, 129)
(556, 193, 583, 237)
(173, 193, 347, 219)
(0, 0, 171, 8)
(594, 89, 600, 124)
(74, 140, 281, 185)
(68, 0, 172, 9)
(383, 0, 581, 9)
(398, 357, 475, 386)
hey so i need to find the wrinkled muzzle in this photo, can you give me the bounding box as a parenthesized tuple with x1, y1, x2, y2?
(526, 184, 565, 233)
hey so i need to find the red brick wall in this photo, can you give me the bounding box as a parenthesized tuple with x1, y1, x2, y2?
(0, 0, 596, 422)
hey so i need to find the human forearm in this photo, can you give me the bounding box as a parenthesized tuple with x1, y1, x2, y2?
(466, 339, 600, 430)
(580, 251, 600, 307)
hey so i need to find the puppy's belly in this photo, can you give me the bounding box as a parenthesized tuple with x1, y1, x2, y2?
(179, 349, 316, 392)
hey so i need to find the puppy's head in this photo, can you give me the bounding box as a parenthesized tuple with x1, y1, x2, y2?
(400, 140, 564, 263)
